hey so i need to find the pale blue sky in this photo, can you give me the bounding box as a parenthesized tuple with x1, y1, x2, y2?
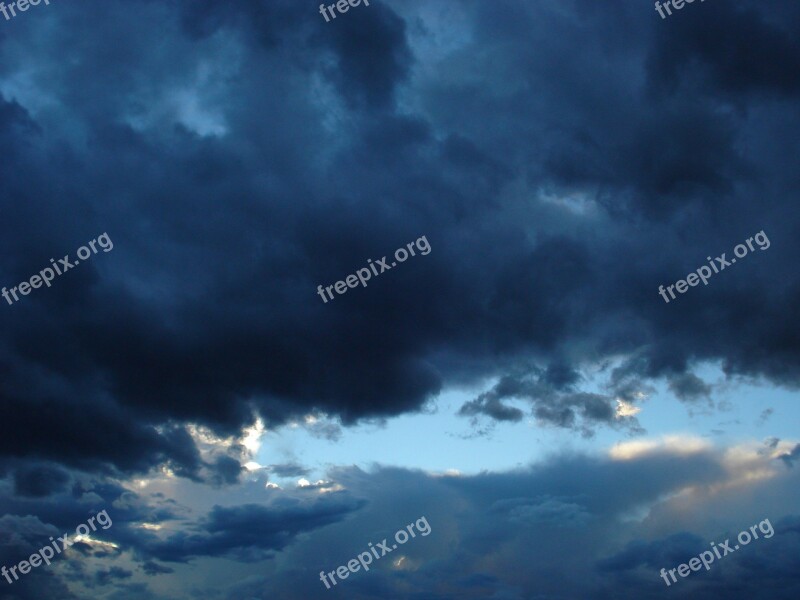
(258, 363, 794, 481)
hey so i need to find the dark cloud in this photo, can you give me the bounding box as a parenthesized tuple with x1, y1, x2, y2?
(458, 393, 524, 423)
(268, 463, 310, 478)
(214, 443, 800, 600)
(597, 532, 705, 572)
(207, 456, 243, 487)
(645, 0, 800, 98)
(12, 464, 70, 498)
(304, 419, 343, 442)
(0, 437, 796, 599)
(490, 496, 591, 527)
(458, 370, 639, 436)
(0, 515, 79, 599)
(780, 444, 800, 468)
(147, 495, 367, 563)
(92, 566, 133, 586)
(758, 408, 775, 425)
(0, 0, 799, 596)
(315, 0, 413, 109)
(668, 373, 713, 403)
(0, 0, 797, 478)
(140, 561, 174, 576)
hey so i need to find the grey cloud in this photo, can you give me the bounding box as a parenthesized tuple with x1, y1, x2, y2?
(668, 373, 713, 403)
(268, 463, 310, 478)
(147, 496, 367, 563)
(459, 370, 637, 435)
(0, 0, 799, 480)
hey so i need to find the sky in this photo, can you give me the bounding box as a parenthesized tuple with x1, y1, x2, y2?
(1, 0, 800, 598)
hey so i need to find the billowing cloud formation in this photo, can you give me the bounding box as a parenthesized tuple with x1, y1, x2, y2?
(238, 440, 800, 599)
(147, 496, 367, 563)
(0, 436, 797, 598)
(459, 365, 646, 435)
(0, 0, 799, 597)
(0, 0, 798, 476)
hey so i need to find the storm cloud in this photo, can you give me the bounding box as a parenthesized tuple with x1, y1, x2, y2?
(0, 0, 799, 597)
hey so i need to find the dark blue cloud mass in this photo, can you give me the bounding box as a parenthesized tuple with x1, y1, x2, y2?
(0, 0, 799, 597)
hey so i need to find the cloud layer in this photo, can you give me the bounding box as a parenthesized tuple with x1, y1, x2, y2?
(0, 0, 799, 597)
